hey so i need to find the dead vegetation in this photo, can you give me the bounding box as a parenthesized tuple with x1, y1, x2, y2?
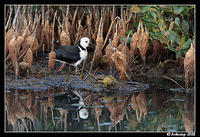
(184, 43, 195, 88)
(5, 5, 194, 89)
(129, 92, 147, 122)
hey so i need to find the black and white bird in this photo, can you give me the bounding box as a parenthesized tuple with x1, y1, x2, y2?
(54, 37, 94, 72)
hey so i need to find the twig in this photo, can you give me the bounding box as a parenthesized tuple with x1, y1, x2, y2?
(162, 75, 184, 89)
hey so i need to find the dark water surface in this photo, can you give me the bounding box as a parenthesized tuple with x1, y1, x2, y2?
(5, 75, 195, 132)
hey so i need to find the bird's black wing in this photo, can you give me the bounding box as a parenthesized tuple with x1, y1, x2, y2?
(55, 46, 81, 63)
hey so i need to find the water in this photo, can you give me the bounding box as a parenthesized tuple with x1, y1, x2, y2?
(5, 85, 194, 132)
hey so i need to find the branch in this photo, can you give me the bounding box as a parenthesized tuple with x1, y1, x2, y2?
(162, 75, 184, 89)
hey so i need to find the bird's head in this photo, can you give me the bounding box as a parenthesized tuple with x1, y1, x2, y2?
(80, 37, 95, 49)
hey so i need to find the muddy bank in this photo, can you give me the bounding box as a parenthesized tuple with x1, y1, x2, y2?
(6, 53, 188, 93)
(6, 73, 149, 93)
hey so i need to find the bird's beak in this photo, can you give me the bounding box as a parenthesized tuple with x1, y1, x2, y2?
(89, 42, 96, 47)
(88, 42, 96, 50)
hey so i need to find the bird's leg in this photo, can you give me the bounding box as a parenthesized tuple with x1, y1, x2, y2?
(58, 63, 66, 72)
(143, 56, 146, 66)
(65, 65, 71, 82)
(80, 59, 87, 79)
(75, 67, 79, 75)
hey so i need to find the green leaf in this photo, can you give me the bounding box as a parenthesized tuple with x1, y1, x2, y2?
(181, 39, 193, 50)
(182, 20, 189, 32)
(183, 34, 189, 43)
(168, 31, 176, 42)
(176, 50, 183, 58)
(177, 7, 184, 14)
(175, 17, 180, 27)
(175, 34, 180, 44)
(150, 11, 157, 20)
(167, 44, 176, 52)
(173, 6, 178, 11)
(140, 6, 151, 13)
(133, 22, 139, 28)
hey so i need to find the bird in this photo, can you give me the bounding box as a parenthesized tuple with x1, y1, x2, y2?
(54, 37, 95, 72)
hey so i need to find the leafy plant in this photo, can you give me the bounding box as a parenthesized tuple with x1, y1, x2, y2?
(131, 5, 195, 59)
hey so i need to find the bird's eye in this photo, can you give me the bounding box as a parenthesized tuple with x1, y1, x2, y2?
(85, 41, 88, 43)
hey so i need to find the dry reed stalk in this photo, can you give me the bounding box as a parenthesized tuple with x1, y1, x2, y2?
(23, 47, 33, 66)
(5, 6, 13, 31)
(138, 26, 150, 65)
(16, 36, 24, 54)
(19, 61, 31, 75)
(86, 9, 92, 40)
(92, 7, 100, 42)
(110, 6, 117, 40)
(118, 42, 130, 66)
(70, 7, 78, 44)
(111, 50, 129, 80)
(6, 28, 14, 55)
(26, 91, 34, 110)
(130, 92, 147, 122)
(51, 10, 57, 51)
(6, 6, 20, 55)
(59, 12, 70, 46)
(8, 36, 19, 76)
(92, 14, 104, 66)
(75, 17, 87, 44)
(184, 43, 195, 88)
(23, 34, 35, 51)
(94, 100, 102, 132)
(43, 10, 50, 51)
(63, 6, 71, 46)
(57, 16, 62, 39)
(135, 92, 148, 122)
(31, 36, 39, 57)
(30, 15, 40, 56)
(130, 21, 141, 62)
(105, 39, 116, 74)
(48, 96, 55, 126)
(105, 94, 129, 130)
(16, 26, 29, 53)
(60, 30, 69, 45)
(102, 16, 120, 50)
(39, 6, 45, 50)
(150, 40, 165, 63)
(111, 21, 119, 48)
(12, 6, 20, 29)
(48, 51, 56, 71)
(118, 8, 133, 41)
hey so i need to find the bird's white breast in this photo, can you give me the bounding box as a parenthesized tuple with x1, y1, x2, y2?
(73, 47, 88, 67)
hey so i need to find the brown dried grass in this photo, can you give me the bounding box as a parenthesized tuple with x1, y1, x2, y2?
(149, 40, 165, 63)
(8, 36, 19, 76)
(6, 28, 14, 55)
(184, 43, 195, 88)
(130, 22, 141, 61)
(111, 50, 128, 80)
(48, 51, 56, 71)
(105, 44, 115, 69)
(23, 47, 33, 66)
(31, 38, 39, 56)
(137, 23, 150, 65)
(16, 36, 25, 53)
(130, 92, 147, 122)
